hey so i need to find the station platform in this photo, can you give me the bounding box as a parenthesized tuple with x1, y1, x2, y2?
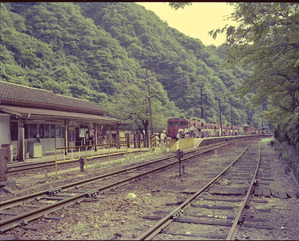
(7, 135, 269, 168)
(7, 145, 154, 167)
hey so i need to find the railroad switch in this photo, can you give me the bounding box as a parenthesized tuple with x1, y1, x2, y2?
(79, 157, 85, 172)
(177, 149, 184, 177)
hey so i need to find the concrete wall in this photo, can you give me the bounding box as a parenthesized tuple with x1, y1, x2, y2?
(0, 114, 10, 146)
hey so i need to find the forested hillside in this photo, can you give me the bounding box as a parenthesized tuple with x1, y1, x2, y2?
(0, 2, 264, 133)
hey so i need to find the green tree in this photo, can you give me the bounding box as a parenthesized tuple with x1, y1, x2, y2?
(210, 3, 299, 115)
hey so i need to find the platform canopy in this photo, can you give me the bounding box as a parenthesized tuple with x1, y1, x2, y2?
(0, 105, 122, 125)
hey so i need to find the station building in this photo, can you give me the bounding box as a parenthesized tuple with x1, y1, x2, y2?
(0, 81, 123, 162)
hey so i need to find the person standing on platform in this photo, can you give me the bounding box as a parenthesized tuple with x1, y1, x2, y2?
(155, 134, 160, 147)
(184, 128, 189, 138)
(190, 123, 196, 137)
(178, 127, 183, 139)
(160, 130, 167, 146)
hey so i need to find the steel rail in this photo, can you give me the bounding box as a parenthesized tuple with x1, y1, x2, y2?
(9, 140, 227, 172)
(0, 143, 230, 233)
(7, 140, 232, 174)
(1, 142, 227, 209)
(136, 144, 251, 240)
(7, 150, 144, 173)
(226, 145, 261, 240)
(1, 154, 175, 209)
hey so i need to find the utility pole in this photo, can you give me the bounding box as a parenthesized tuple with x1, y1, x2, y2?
(141, 64, 154, 136)
(200, 86, 204, 120)
(231, 105, 233, 135)
(218, 99, 222, 136)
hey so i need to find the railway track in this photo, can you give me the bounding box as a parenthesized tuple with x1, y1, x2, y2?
(0, 141, 231, 233)
(7, 137, 259, 174)
(7, 149, 141, 174)
(137, 143, 262, 240)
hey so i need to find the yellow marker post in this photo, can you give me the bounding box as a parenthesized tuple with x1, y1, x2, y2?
(55, 149, 58, 178)
(85, 146, 88, 169)
(151, 135, 155, 153)
(108, 144, 110, 164)
(63, 148, 66, 162)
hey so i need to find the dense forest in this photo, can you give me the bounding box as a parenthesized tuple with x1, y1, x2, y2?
(0, 2, 264, 134)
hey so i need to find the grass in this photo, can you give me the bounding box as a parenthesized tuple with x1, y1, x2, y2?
(259, 137, 274, 144)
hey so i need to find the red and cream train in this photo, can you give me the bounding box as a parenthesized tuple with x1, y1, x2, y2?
(167, 117, 259, 139)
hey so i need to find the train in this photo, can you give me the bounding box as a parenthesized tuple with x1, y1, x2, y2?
(167, 117, 259, 139)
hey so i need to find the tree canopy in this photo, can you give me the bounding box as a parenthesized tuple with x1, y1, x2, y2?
(170, 2, 299, 154)
(209, 3, 299, 150)
(1, 2, 266, 134)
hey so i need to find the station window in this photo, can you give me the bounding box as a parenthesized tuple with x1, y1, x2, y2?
(10, 122, 18, 141)
(29, 124, 37, 138)
(24, 124, 28, 139)
(168, 121, 173, 126)
(45, 124, 50, 138)
(39, 124, 44, 138)
(56, 125, 61, 138)
(24, 124, 37, 139)
(62, 127, 65, 138)
(51, 124, 55, 138)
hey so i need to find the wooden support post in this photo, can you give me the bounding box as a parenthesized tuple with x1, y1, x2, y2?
(17, 120, 24, 162)
(64, 121, 69, 155)
(94, 123, 98, 151)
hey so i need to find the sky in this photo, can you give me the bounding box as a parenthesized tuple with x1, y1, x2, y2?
(137, 2, 236, 46)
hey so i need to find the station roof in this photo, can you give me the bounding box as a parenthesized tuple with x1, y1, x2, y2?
(0, 105, 122, 125)
(0, 81, 108, 115)
(0, 81, 123, 125)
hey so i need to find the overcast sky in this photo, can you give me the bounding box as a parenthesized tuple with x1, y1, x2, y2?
(137, 2, 236, 46)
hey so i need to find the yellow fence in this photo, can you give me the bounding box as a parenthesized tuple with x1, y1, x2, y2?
(55, 140, 152, 177)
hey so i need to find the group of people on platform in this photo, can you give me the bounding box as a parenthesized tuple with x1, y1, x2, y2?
(153, 130, 170, 147)
(175, 123, 203, 140)
(175, 123, 238, 141)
